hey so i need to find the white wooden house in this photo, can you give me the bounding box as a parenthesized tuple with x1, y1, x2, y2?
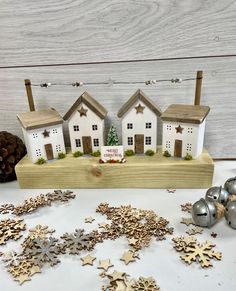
(63, 92, 108, 154)
(117, 90, 162, 153)
(161, 104, 210, 158)
(17, 108, 66, 163)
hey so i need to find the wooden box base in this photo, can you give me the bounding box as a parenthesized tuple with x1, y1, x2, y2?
(15, 146, 214, 189)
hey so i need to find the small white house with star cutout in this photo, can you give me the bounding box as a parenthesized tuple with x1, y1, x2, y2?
(63, 92, 108, 154)
(17, 108, 66, 163)
(161, 104, 210, 159)
(117, 90, 162, 154)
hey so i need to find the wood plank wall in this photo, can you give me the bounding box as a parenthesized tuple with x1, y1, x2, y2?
(0, 0, 235, 158)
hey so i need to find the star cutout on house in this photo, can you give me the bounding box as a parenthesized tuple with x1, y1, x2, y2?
(175, 125, 184, 134)
(135, 103, 145, 114)
(42, 129, 50, 137)
(80, 254, 96, 266)
(78, 106, 88, 117)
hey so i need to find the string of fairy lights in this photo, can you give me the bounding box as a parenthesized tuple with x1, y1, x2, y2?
(30, 76, 202, 88)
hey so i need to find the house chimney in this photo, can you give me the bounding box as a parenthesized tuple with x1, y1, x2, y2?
(194, 71, 203, 105)
(25, 79, 35, 111)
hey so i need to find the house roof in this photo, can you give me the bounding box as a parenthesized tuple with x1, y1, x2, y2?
(161, 104, 210, 124)
(63, 91, 108, 120)
(17, 108, 64, 130)
(117, 89, 162, 118)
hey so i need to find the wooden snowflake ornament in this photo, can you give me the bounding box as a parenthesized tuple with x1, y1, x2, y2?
(172, 236, 222, 268)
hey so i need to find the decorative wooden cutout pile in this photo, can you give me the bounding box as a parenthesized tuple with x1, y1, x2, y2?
(96, 203, 173, 251)
(0, 203, 169, 286)
(0, 218, 26, 245)
(172, 236, 222, 268)
(102, 272, 160, 291)
(0, 190, 75, 216)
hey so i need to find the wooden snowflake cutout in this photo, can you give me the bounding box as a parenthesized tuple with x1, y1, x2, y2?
(0, 203, 14, 214)
(132, 276, 160, 291)
(61, 229, 95, 255)
(23, 237, 61, 267)
(0, 217, 26, 245)
(181, 203, 192, 213)
(173, 236, 222, 268)
(186, 226, 203, 236)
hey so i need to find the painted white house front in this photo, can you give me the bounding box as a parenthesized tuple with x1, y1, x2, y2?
(17, 108, 66, 163)
(161, 104, 210, 159)
(117, 90, 162, 154)
(162, 120, 206, 158)
(63, 92, 108, 154)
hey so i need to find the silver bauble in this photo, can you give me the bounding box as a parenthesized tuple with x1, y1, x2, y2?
(225, 200, 236, 229)
(192, 198, 217, 227)
(224, 176, 236, 195)
(205, 186, 230, 205)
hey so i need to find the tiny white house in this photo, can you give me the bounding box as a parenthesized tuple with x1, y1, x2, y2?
(63, 92, 108, 154)
(161, 104, 210, 159)
(17, 108, 66, 163)
(117, 90, 162, 154)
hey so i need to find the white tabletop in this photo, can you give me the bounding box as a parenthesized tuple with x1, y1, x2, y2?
(0, 161, 235, 291)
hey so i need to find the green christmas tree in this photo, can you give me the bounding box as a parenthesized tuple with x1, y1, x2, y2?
(107, 125, 119, 146)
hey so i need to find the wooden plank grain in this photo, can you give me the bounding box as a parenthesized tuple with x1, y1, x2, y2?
(0, 56, 235, 158)
(0, 0, 236, 66)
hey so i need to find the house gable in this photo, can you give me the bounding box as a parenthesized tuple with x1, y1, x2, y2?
(63, 91, 107, 121)
(117, 89, 162, 118)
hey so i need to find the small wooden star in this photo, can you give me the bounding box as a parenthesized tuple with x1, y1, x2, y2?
(30, 265, 41, 276)
(120, 250, 139, 265)
(167, 189, 176, 193)
(135, 103, 145, 114)
(128, 237, 138, 245)
(14, 274, 31, 285)
(42, 129, 50, 137)
(85, 217, 95, 223)
(80, 254, 96, 266)
(78, 106, 88, 117)
(97, 259, 114, 271)
(108, 271, 127, 282)
(98, 223, 108, 228)
(175, 125, 184, 133)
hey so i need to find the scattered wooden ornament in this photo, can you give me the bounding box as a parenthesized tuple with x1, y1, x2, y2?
(97, 259, 114, 271)
(211, 232, 218, 238)
(167, 189, 176, 193)
(80, 254, 96, 266)
(120, 250, 139, 265)
(172, 236, 222, 268)
(85, 217, 95, 223)
(0, 217, 26, 245)
(186, 226, 203, 236)
(132, 276, 160, 291)
(181, 218, 195, 226)
(0, 203, 14, 214)
(181, 203, 193, 213)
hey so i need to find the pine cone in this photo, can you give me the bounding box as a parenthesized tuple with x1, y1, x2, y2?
(0, 131, 26, 183)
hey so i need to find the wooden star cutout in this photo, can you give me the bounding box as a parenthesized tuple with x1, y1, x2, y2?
(135, 103, 145, 114)
(85, 217, 95, 223)
(181, 218, 195, 226)
(128, 237, 138, 245)
(98, 222, 108, 228)
(108, 271, 127, 282)
(42, 129, 50, 137)
(175, 125, 184, 133)
(78, 106, 88, 117)
(120, 250, 139, 265)
(30, 265, 41, 276)
(97, 259, 114, 271)
(14, 274, 31, 285)
(80, 254, 96, 266)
